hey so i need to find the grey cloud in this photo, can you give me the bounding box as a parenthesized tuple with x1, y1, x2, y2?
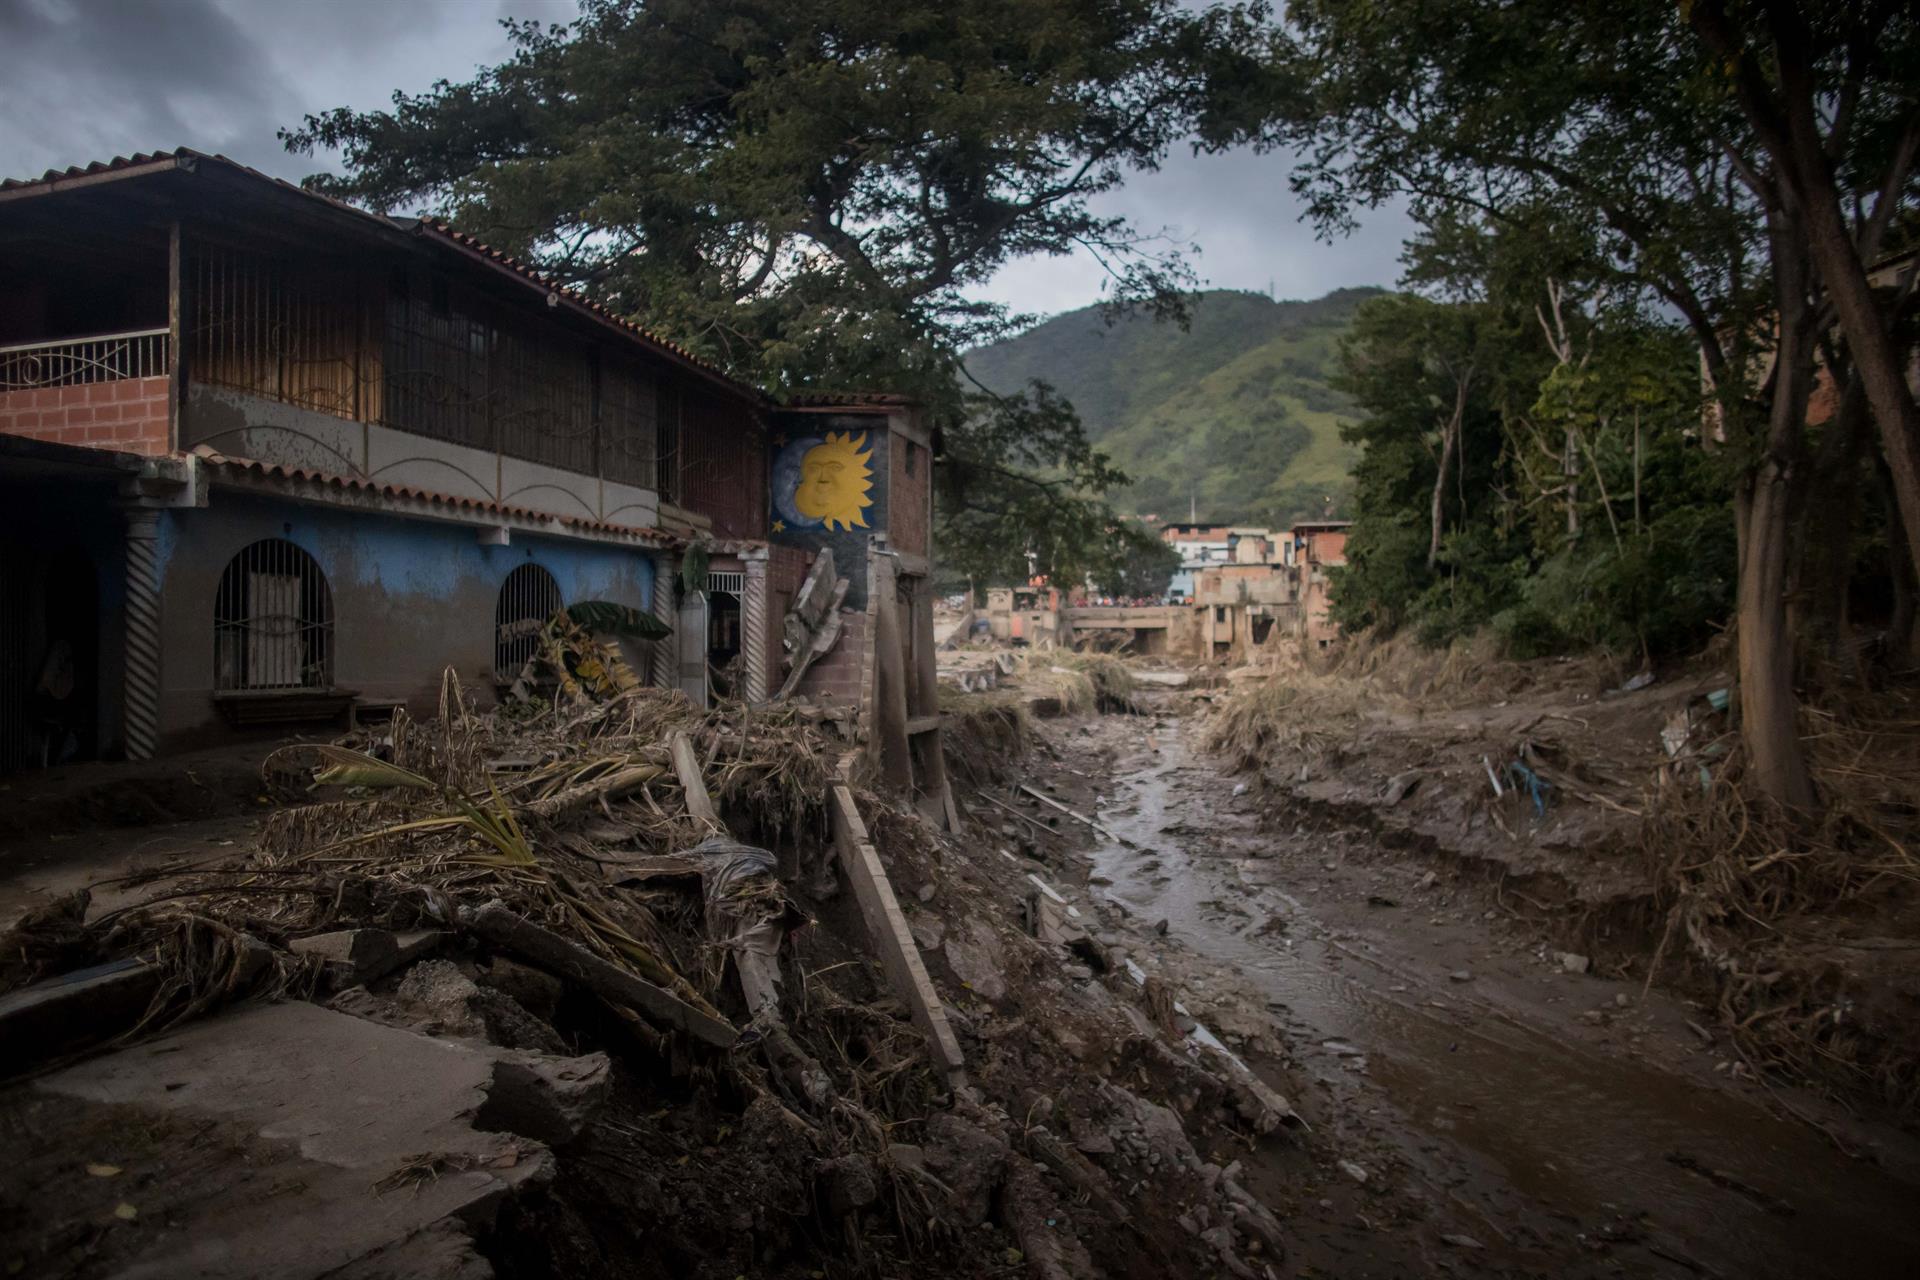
(967, 145, 1412, 318)
(0, 0, 574, 182)
(0, 0, 1404, 315)
(0, 0, 289, 175)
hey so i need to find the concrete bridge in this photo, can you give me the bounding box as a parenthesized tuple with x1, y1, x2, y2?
(1062, 605, 1186, 654)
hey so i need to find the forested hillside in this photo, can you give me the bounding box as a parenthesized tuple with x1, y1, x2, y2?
(964, 288, 1381, 525)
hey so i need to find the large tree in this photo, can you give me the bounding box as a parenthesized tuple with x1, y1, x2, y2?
(1683, 1, 1920, 592)
(283, 0, 1265, 576)
(1229, 0, 1918, 812)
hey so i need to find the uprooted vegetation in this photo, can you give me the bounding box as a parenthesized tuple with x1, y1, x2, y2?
(1203, 633, 1920, 1120)
(2, 670, 1301, 1280)
(1639, 682, 1920, 1114)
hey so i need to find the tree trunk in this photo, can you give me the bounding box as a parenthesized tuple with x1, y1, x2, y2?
(1733, 213, 1819, 817)
(1792, 371, 1869, 665)
(1632, 408, 1642, 535)
(1891, 533, 1917, 669)
(1736, 464, 1815, 815)
(1563, 427, 1580, 540)
(1881, 458, 1919, 668)
(1427, 384, 1466, 569)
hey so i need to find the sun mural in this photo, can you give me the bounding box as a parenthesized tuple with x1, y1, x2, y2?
(772, 430, 875, 532)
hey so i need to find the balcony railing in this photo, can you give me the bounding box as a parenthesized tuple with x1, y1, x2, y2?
(0, 328, 170, 392)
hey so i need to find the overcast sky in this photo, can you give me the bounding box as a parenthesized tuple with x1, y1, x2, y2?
(0, 0, 1409, 320)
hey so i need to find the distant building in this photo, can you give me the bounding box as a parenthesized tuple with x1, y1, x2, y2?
(1160, 521, 1233, 601)
(1287, 520, 1350, 649)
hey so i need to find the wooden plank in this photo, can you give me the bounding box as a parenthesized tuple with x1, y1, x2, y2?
(906, 714, 943, 736)
(1018, 784, 1121, 842)
(463, 902, 737, 1048)
(668, 730, 719, 827)
(906, 581, 955, 829)
(871, 557, 913, 791)
(829, 786, 966, 1080)
(167, 219, 187, 449)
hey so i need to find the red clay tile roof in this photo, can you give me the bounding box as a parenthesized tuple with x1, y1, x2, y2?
(781, 391, 918, 408)
(193, 447, 679, 548)
(0, 149, 180, 190)
(1, 149, 761, 403)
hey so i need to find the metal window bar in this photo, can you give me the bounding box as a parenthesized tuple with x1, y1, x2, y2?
(599, 356, 659, 486)
(706, 571, 745, 595)
(494, 563, 564, 679)
(0, 329, 170, 391)
(212, 539, 334, 691)
(193, 247, 362, 419)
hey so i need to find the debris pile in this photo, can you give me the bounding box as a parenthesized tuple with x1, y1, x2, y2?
(1, 668, 1304, 1279)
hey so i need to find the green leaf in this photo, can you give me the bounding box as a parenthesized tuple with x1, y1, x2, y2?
(565, 600, 670, 640)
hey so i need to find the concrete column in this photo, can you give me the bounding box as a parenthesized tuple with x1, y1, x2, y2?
(740, 547, 769, 704)
(123, 509, 162, 761)
(649, 551, 679, 689)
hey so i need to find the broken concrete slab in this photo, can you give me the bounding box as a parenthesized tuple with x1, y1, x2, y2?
(35, 1000, 606, 1279)
(0, 957, 159, 1073)
(292, 927, 445, 987)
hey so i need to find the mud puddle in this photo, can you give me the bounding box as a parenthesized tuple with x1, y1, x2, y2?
(1082, 716, 1920, 1279)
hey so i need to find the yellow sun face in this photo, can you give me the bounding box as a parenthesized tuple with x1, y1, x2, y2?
(794, 431, 874, 531)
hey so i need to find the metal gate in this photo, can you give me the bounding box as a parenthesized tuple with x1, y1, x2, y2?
(494, 563, 564, 678)
(0, 542, 30, 772)
(212, 539, 334, 690)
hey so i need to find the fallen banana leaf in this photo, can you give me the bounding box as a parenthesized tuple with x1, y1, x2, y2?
(269, 744, 436, 792)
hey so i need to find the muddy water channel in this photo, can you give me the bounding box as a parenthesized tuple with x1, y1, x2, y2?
(1080, 713, 1920, 1279)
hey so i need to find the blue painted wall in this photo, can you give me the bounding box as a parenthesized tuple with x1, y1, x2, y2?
(155, 491, 659, 745)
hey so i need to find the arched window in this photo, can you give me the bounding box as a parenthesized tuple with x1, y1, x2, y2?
(495, 563, 563, 678)
(213, 539, 334, 690)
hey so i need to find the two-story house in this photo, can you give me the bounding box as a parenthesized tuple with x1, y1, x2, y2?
(0, 150, 936, 788)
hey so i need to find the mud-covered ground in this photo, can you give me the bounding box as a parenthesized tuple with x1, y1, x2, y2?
(7, 670, 1920, 1280)
(989, 692, 1920, 1278)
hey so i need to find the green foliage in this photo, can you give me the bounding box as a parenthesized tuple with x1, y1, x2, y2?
(965, 288, 1380, 524)
(937, 383, 1140, 587)
(1092, 528, 1182, 597)
(1492, 504, 1736, 660)
(565, 601, 671, 641)
(1325, 280, 1735, 660)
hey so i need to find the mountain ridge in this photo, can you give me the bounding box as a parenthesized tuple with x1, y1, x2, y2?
(964, 286, 1382, 525)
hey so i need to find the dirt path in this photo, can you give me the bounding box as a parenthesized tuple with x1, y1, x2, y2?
(1021, 697, 1920, 1279)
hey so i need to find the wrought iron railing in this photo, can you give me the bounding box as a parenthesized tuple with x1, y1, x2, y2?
(0, 328, 170, 391)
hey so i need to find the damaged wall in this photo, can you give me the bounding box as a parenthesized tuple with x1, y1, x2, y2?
(151, 492, 659, 749)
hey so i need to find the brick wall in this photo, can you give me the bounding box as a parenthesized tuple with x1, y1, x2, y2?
(887, 424, 930, 556)
(797, 612, 869, 714)
(0, 376, 170, 455)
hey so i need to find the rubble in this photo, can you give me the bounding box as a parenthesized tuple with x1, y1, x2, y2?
(0, 667, 1319, 1279)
